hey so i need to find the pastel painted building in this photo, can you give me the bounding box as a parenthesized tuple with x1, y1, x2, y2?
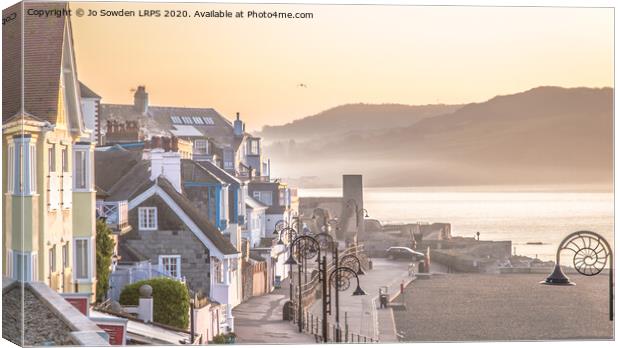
(2, 2, 97, 299)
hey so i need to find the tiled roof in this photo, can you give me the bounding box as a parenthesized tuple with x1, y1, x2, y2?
(2, 2, 68, 124)
(99, 104, 235, 147)
(94, 151, 238, 255)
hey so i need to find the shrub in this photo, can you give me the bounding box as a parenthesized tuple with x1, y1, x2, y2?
(119, 277, 189, 329)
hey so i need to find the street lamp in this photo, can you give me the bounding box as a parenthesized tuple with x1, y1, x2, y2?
(285, 235, 321, 333)
(328, 265, 367, 342)
(541, 230, 613, 321)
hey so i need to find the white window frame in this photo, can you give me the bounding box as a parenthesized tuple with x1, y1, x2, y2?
(192, 117, 204, 125)
(203, 117, 214, 125)
(194, 139, 209, 155)
(29, 144, 37, 194)
(138, 207, 158, 231)
(7, 143, 14, 194)
(171, 116, 182, 124)
(73, 238, 92, 282)
(62, 242, 69, 269)
(73, 145, 92, 192)
(49, 245, 57, 273)
(158, 255, 181, 279)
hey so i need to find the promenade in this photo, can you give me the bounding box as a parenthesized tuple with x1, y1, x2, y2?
(233, 279, 315, 344)
(307, 258, 412, 342)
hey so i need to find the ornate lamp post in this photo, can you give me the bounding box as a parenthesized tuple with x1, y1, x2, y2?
(541, 230, 613, 321)
(285, 235, 321, 333)
(328, 265, 367, 342)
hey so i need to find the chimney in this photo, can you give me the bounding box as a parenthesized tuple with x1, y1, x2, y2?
(234, 112, 243, 137)
(149, 138, 182, 193)
(133, 86, 149, 115)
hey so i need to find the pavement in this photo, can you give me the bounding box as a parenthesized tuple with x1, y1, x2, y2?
(392, 273, 614, 341)
(307, 257, 413, 342)
(232, 279, 316, 344)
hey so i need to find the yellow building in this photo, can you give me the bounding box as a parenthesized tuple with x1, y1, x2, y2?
(2, 2, 97, 299)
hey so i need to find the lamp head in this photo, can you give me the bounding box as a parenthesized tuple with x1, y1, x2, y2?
(356, 268, 365, 276)
(540, 264, 575, 286)
(352, 284, 367, 296)
(284, 254, 298, 265)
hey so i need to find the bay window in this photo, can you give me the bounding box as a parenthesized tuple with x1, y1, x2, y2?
(10, 136, 37, 195)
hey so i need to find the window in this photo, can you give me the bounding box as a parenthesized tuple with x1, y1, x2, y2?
(250, 140, 259, 155)
(29, 145, 37, 194)
(181, 116, 192, 124)
(253, 191, 273, 206)
(192, 117, 204, 125)
(7, 143, 14, 194)
(171, 116, 182, 124)
(32, 253, 38, 281)
(159, 255, 181, 278)
(224, 161, 234, 169)
(6, 250, 13, 278)
(194, 140, 209, 154)
(213, 259, 223, 283)
(203, 117, 214, 125)
(138, 207, 158, 230)
(61, 147, 68, 172)
(48, 145, 56, 173)
(74, 149, 87, 190)
(62, 243, 69, 268)
(49, 246, 56, 273)
(13, 252, 33, 281)
(75, 239, 90, 279)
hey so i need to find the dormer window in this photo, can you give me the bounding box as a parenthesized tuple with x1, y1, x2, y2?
(181, 116, 192, 124)
(171, 116, 182, 124)
(192, 117, 204, 125)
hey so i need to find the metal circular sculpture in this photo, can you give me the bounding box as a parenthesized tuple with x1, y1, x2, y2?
(315, 232, 334, 251)
(559, 231, 610, 276)
(334, 270, 351, 291)
(299, 238, 318, 260)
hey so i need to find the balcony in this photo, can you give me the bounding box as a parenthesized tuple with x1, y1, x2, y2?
(96, 200, 130, 233)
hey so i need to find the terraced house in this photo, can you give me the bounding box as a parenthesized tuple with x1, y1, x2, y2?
(2, 2, 97, 299)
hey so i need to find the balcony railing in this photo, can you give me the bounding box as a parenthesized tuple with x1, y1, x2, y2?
(97, 200, 129, 232)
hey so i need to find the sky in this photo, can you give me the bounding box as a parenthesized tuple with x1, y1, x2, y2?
(70, 2, 614, 131)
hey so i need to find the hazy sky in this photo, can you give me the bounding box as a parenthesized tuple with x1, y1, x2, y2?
(70, 2, 613, 130)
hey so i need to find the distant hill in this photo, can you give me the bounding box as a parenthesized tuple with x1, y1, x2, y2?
(258, 103, 462, 144)
(265, 86, 613, 188)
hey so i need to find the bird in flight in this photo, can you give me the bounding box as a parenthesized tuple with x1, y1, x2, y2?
(297, 83, 308, 88)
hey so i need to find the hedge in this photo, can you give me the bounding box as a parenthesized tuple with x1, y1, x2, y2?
(119, 277, 189, 329)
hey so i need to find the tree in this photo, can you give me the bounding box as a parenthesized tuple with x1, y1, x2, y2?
(96, 219, 115, 303)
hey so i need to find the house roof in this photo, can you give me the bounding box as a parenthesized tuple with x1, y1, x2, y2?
(2, 2, 68, 124)
(195, 160, 241, 185)
(181, 159, 225, 185)
(155, 178, 238, 255)
(94, 150, 145, 197)
(99, 104, 235, 147)
(246, 196, 268, 210)
(117, 243, 149, 263)
(79, 82, 101, 99)
(94, 151, 238, 256)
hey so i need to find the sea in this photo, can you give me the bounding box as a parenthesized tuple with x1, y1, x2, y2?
(298, 186, 614, 262)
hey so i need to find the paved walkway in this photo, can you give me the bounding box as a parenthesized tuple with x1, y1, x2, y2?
(233, 280, 315, 344)
(308, 258, 412, 342)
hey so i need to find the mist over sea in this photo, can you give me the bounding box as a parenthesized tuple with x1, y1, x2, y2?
(299, 186, 614, 262)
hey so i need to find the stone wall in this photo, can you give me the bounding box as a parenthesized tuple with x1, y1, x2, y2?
(125, 195, 211, 296)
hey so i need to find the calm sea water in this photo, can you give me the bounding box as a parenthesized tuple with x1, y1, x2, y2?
(298, 187, 614, 262)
